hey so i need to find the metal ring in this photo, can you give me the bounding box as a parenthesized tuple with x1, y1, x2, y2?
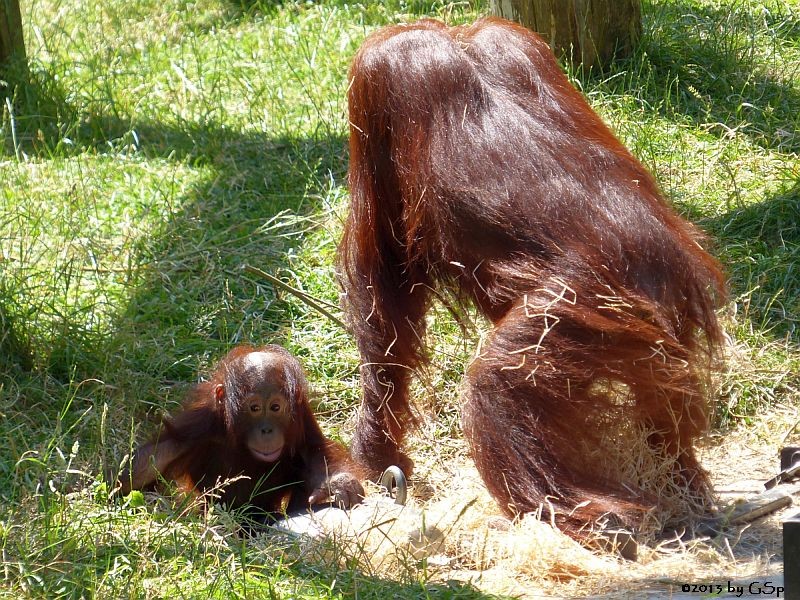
(380, 465, 408, 505)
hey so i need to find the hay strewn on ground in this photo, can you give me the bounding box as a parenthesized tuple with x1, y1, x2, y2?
(282, 414, 791, 598)
(286, 338, 795, 598)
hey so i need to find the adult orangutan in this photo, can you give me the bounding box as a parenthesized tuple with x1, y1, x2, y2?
(337, 17, 725, 537)
(118, 345, 364, 515)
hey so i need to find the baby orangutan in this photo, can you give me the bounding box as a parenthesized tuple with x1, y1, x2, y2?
(118, 345, 363, 515)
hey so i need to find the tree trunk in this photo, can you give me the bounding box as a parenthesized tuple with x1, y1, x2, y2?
(490, 0, 641, 68)
(1, 0, 26, 65)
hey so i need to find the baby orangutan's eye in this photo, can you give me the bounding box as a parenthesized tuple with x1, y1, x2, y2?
(250, 404, 261, 413)
(270, 403, 281, 412)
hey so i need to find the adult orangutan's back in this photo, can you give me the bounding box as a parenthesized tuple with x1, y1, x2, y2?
(338, 17, 725, 537)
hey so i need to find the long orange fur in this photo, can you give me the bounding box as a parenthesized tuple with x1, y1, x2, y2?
(338, 17, 725, 537)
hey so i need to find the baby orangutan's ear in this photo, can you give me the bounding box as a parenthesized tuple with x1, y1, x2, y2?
(214, 384, 225, 406)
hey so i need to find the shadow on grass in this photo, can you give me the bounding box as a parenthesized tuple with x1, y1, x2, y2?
(0, 305, 33, 371)
(705, 180, 800, 342)
(580, 0, 800, 154)
(97, 126, 348, 386)
(2, 60, 349, 380)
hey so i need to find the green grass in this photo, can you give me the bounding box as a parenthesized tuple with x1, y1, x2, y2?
(1, 0, 798, 597)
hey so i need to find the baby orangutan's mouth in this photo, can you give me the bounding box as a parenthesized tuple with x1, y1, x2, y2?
(250, 447, 283, 463)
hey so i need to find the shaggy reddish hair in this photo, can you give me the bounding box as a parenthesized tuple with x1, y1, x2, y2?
(338, 17, 725, 537)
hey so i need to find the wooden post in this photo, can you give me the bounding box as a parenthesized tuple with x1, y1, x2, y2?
(1, 0, 26, 65)
(785, 512, 800, 600)
(490, 0, 641, 68)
